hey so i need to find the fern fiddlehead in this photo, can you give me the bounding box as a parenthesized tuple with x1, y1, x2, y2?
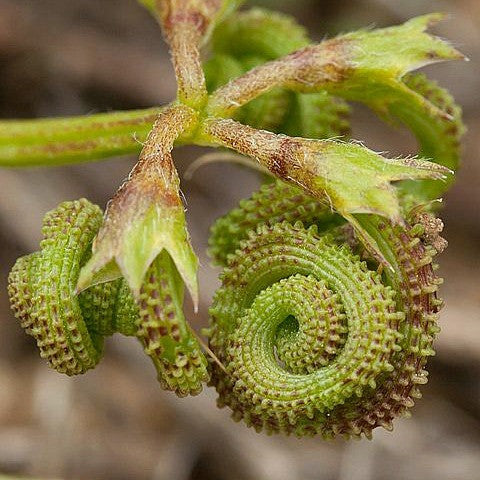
(4, 1, 465, 439)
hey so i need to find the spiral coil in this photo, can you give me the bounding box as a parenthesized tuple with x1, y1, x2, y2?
(206, 181, 443, 437)
(8, 199, 208, 396)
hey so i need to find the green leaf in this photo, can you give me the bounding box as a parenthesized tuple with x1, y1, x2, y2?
(345, 14, 462, 76)
(287, 14, 464, 119)
(207, 13, 463, 205)
(207, 14, 463, 122)
(306, 141, 448, 221)
(325, 13, 463, 122)
(332, 16, 465, 201)
(286, 140, 450, 264)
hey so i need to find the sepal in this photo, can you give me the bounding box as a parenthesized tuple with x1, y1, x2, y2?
(78, 105, 199, 308)
(77, 155, 198, 307)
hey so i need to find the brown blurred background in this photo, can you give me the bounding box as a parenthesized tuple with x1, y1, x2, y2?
(0, 1, 478, 479)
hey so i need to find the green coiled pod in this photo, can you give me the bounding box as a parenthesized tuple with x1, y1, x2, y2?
(9, 200, 108, 374)
(4, 5, 459, 441)
(207, 183, 443, 438)
(136, 250, 208, 396)
(8, 200, 208, 396)
(209, 179, 344, 266)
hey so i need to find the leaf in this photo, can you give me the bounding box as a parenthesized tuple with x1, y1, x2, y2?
(323, 13, 464, 125)
(345, 14, 463, 76)
(293, 13, 464, 99)
(284, 14, 464, 109)
(207, 14, 463, 205)
(332, 15, 465, 201)
(276, 139, 450, 265)
(303, 141, 449, 221)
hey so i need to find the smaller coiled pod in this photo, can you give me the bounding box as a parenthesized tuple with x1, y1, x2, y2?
(8, 199, 208, 396)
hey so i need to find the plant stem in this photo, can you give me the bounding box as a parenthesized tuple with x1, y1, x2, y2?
(206, 42, 347, 117)
(155, 0, 218, 109)
(0, 106, 167, 167)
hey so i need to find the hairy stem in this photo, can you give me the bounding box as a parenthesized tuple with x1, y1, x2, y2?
(154, 0, 225, 108)
(206, 41, 348, 117)
(0, 107, 167, 167)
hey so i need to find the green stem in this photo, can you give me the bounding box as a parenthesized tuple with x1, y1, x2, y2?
(0, 106, 167, 167)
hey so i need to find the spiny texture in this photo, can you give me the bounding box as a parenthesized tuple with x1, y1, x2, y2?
(207, 188, 444, 438)
(9, 200, 107, 374)
(202, 13, 459, 437)
(136, 250, 208, 396)
(8, 200, 208, 396)
(209, 179, 343, 266)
